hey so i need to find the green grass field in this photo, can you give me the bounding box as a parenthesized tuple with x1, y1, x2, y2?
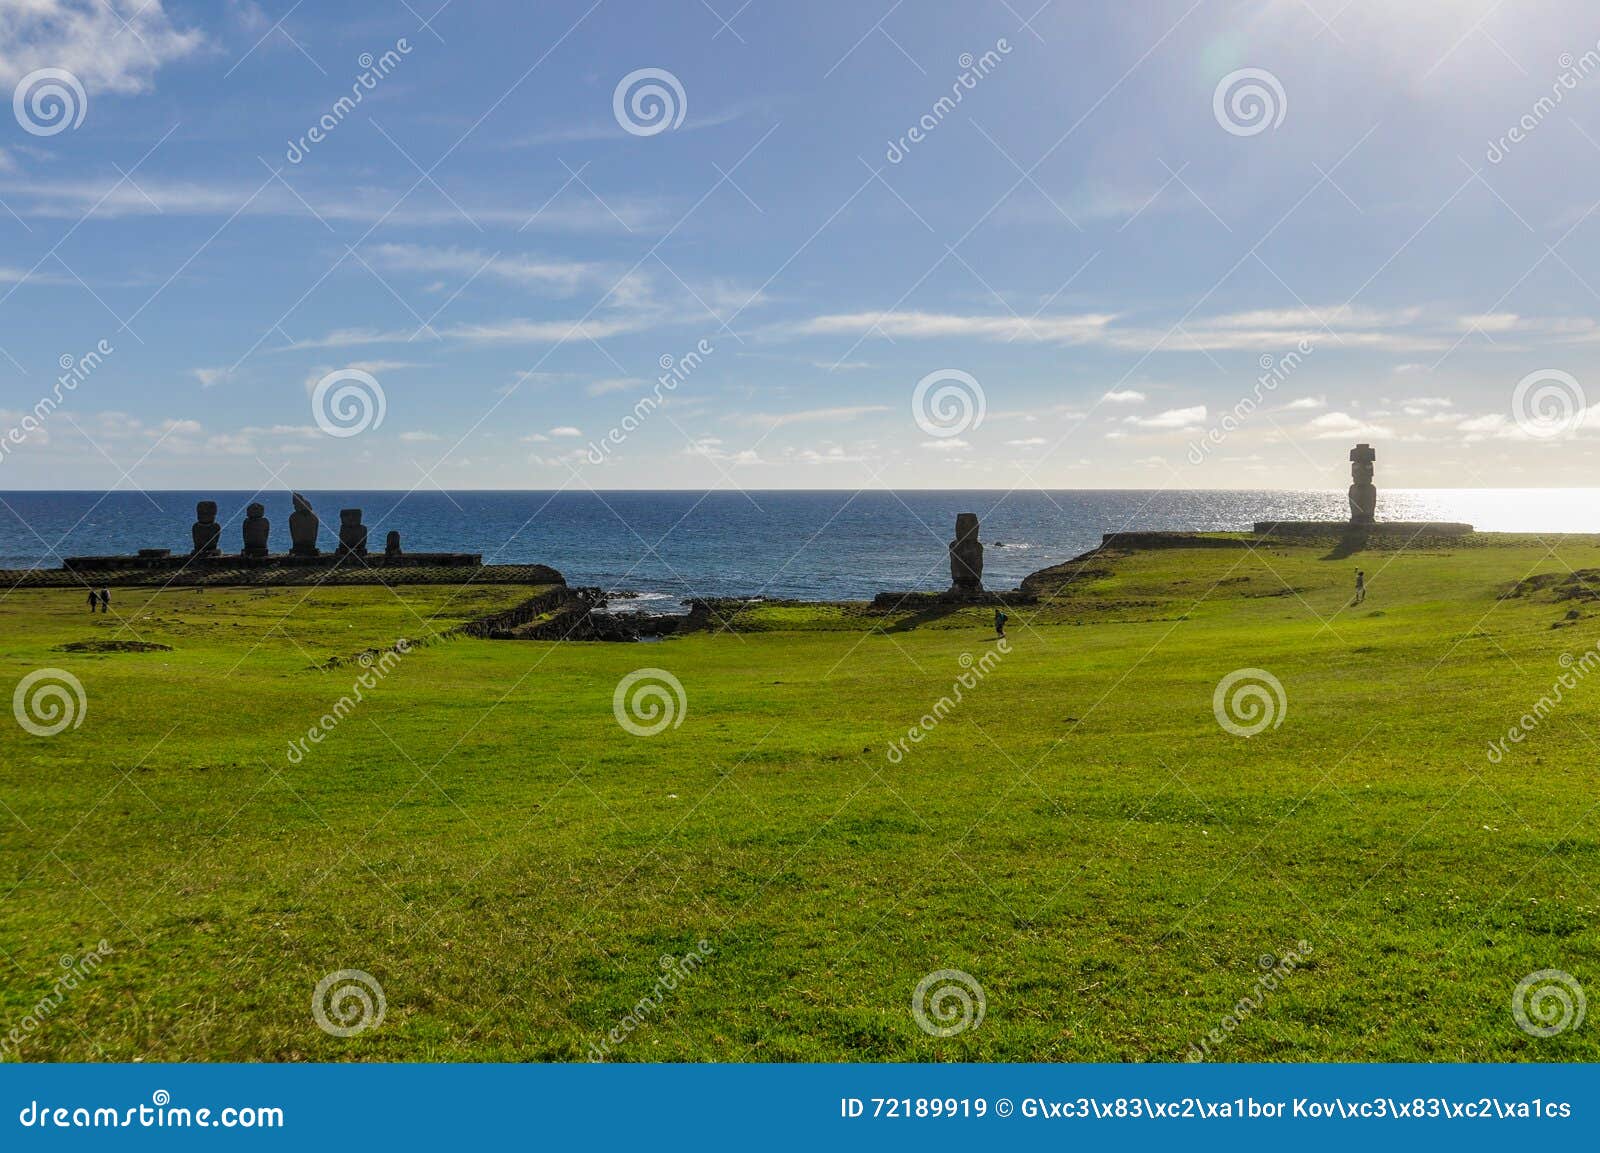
(3, 534, 1599, 1061)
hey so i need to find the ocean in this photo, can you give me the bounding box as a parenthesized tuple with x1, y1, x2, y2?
(0, 489, 1590, 602)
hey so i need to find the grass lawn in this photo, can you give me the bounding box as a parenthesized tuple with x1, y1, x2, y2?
(2, 534, 1599, 1062)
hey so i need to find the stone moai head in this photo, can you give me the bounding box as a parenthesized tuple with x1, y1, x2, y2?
(195, 500, 218, 524)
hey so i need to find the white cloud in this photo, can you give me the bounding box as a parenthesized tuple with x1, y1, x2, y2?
(727, 404, 889, 428)
(920, 438, 970, 452)
(1005, 436, 1048, 446)
(548, 426, 582, 437)
(1101, 389, 1145, 404)
(0, 1, 204, 93)
(1125, 405, 1206, 429)
(586, 377, 642, 396)
(1283, 396, 1326, 410)
(1304, 412, 1395, 440)
(792, 310, 1117, 344)
(365, 243, 610, 295)
(399, 431, 441, 442)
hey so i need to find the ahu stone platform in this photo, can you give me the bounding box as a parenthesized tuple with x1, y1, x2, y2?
(1252, 521, 1474, 538)
(3, 560, 562, 589)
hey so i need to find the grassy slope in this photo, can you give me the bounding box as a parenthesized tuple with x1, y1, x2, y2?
(2, 536, 1599, 1062)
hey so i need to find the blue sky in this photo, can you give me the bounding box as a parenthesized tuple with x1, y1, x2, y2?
(4, 0, 1600, 490)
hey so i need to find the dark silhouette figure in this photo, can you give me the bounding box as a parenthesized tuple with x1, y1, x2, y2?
(97, 588, 110, 613)
(86, 589, 98, 613)
(994, 608, 1008, 637)
(1354, 569, 1366, 605)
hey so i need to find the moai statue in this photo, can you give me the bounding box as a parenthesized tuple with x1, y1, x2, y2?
(384, 530, 402, 559)
(289, 492, 320, 556)
(1348, 443, 1377, 525)
(337, 509, 368, 557)
(948, 512, 984, 596)
(191, 500, 221, 557)
(241, 502, 271, 557)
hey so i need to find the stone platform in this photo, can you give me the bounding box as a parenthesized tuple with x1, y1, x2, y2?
(1252, 521, 1473, 537)
(61, 551, 482, 572)
(2, 561, 561, 589)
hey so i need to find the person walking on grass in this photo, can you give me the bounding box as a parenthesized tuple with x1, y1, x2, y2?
(86, 589, 98, 613)
(99, 588, 111, 614)
(1354, 569, 1366, 605)
(994, 607, 1008, 638)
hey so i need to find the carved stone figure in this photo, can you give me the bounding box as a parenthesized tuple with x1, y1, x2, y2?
(337, 508, 368, 557)
(948, 512, 984, 596)
(385, 531, 402, 558)
(1348, 443, 1377, 525)
(241, 503, 270, 557)
(191, 500, 221, 557)
(289, 492, 320, 556)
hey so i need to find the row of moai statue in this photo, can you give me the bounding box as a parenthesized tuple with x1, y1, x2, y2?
(191, 494, 403, 559)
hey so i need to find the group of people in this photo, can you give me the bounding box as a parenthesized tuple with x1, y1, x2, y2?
(85, 588, 112, 613)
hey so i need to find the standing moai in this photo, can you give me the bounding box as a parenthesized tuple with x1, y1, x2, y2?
(289, 492, 320, 556)
(1348, 443, 1376, 525)
(241, 502, 271, 557)
(948, 512, 984, 596)
(385, 530, 402, 559)
(337, 509, 368, 557)
(191, 500, 221, 557)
